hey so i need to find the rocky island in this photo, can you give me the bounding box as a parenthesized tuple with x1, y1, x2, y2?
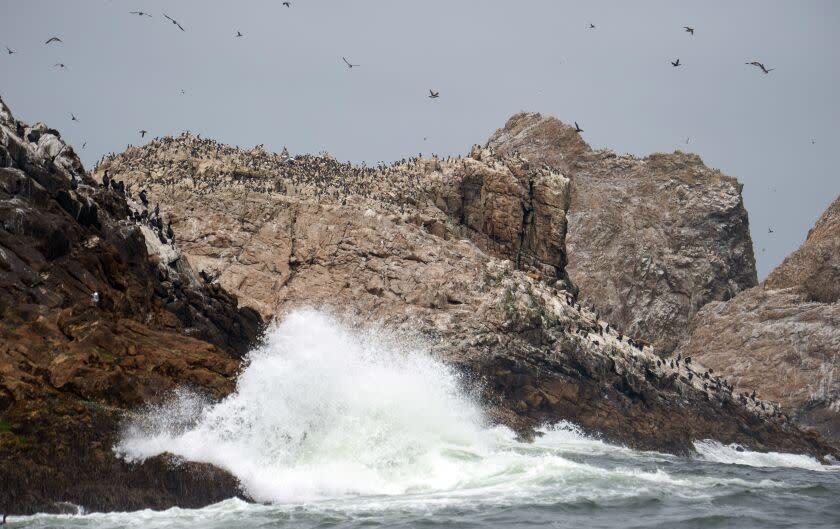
(2, 95, 838, 515)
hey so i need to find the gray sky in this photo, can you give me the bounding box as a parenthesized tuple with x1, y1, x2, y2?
(1, 0, 838, 278)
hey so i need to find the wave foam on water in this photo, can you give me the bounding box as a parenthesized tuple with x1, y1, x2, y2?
(115, 310, 826, 507)
(693, 440, 832, 471)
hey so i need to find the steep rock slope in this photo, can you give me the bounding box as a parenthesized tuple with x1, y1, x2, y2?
(487, 113, 757, 354)
(0, 97, 262, 514)
(100, 134, 833, 461)
(677, 195, 840, 445)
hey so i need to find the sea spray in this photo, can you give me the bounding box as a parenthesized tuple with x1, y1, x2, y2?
(116, 310, 507, 502)
(116, 310, 832, 507)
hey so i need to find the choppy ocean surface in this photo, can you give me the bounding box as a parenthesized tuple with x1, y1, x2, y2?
(9, 311, 840, 528)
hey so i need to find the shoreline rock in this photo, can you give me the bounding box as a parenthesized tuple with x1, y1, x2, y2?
(0, 96, 261, 514)
(677, 195, 840, 445)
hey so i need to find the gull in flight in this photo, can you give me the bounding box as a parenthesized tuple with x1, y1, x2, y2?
(342, 56, 359, 69)
(428, 89, 439, 99)
(164, 14, 185, 32)
(746, 61, 774, 74)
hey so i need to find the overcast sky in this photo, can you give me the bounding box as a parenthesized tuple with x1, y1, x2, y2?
(1, 0, 838, 278)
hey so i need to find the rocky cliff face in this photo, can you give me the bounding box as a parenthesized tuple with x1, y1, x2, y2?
(677, 195, 840, 445)
(0, 97, 262, 514)
(765, 196, 840, 303)
(100, 133, 833, 464)
(487, 113, 758, 354)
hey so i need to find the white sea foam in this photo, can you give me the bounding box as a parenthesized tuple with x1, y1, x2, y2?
(693, 440, 832, 471)
(115, 309, 824, 508)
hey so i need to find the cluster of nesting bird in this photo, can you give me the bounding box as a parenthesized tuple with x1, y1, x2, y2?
(559, 290, 783, 419)
(96, 167, 175, 246)
(93, 132, 552, 217)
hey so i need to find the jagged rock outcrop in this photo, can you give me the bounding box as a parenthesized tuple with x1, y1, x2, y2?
(101, 133, 834, 463)
(487, 113, 757, 354)
(0, 96, 263, 514)
(677, 195, 840, 445)
(765, 196, 840, 303)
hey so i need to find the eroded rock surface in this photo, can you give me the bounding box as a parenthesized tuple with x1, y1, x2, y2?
(677, 195, 840, 445)
(0, 96, 262, 514)
(487, 113, 757, 354)
(101, 132, 833, 462)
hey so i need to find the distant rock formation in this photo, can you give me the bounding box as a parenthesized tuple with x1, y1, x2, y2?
(765, 196, 840, 303)
(487, 112, 757, 354)
(677, 195, 840, 445)
(101, 129, 832, 465)
(0, 96, 262, 514)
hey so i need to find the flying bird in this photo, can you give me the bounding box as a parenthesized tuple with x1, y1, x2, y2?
(6, 47, 14, 54)
(671, 58, 681, 67)
(164, 14, 185, 31)
(82, 142, 86, 149)
(768, 228, 774, 233)
(71, 113, 79, 122)
(236, 31, 243, 37)
(746, 61, 774, 74)
(139, 130, 148, 138)
(283, 2, 291, 7)
(342, 56, 358, 68)
(54, 63, 67, 69)
(574, 121, 584, 133)
(684, 26, 694, 35)
(130, 11, 152, 17)
(428, 89, 439, 99)
(45, 37, 62, 44)
(589, 23, 595, 29)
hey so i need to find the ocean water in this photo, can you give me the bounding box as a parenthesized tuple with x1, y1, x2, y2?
(10, 310, 840, 528)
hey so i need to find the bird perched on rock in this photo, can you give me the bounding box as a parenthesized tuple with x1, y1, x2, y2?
(746, 61, 774, 74)
(91, 291, 99, 305)
(139, 189, 148, 206)
(684, 26, 694, 35)
(428, 89, 439, 99)
(45, 37, 62, 44)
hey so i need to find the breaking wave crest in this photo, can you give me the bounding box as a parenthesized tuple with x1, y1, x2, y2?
(115, 310, 831, 507)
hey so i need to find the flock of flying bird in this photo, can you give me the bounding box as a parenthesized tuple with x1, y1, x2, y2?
(4, 12, 778, 140)
(4, 9, 784, 241)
